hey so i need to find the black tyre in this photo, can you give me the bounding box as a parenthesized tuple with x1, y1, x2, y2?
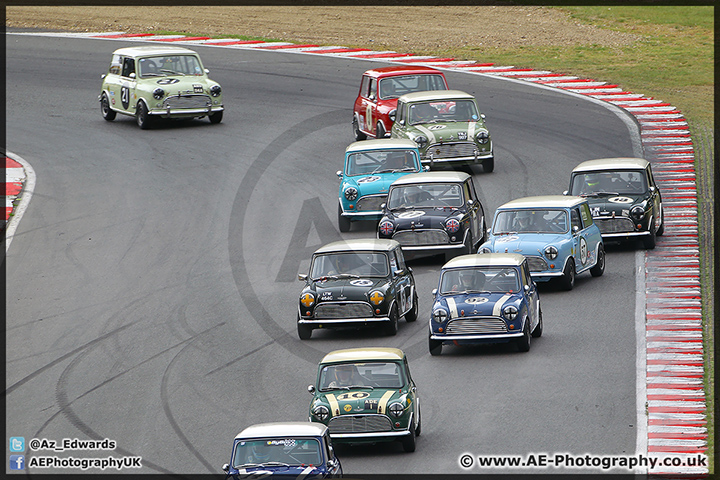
(136, 101, 152, 129)
(429, 337, 442, 356)
(376, 121, 386, 139)
(401, 419, 416, 452)
(384, 305, 398, 336)
(482, 157, 494, 173)
(560, 258, 575, 291)
(656, 206, 665, 236)
(405, 291, 419, 322)
(531, 307, 543, 338)
(100, 93, 116, 121)
(415, 407, 422, 436)
(338, 204, 351, 232)
(643, 220, 657, 249)
(297, 320, 312, 340)
(590, 244, 605, 277)
(352, 117, 367, 141)
(516, 319, 531, 352)
(209, 111, 223, 124)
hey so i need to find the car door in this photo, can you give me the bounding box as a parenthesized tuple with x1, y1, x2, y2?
(391, 100, 408, 139)
(646, 165, 662, 230)
(103, 53, 124, 110)
(402, 356, 419, 424)
(118, 56, 138, 113)
(391, 248, 413, 316)
(360, 77, 378, 134)
(572, 205, 598, 271)
(521, 261, 539, 331)
(464, 178, 484, 246)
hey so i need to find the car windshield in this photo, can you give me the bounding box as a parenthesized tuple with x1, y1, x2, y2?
(138, 54, 203, 78)
(440, 267, 520, 294)
(493, 209, 569, 234)
(310, 252, 389, 279)
(319, 362, 403, 390)
(570, 170, 648, 196)
(233, 438, 322, 468)
(387, 183, 463, 209)
(346, 149, 418, 176)
(378, 74, 446, 99)
(408, 99, 479, 124)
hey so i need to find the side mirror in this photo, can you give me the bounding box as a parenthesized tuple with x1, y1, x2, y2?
(431, 288, 438, 296)
(101, 73, 107, 79)
(467, 199, 474, 207)
(298, 274, 308, 281)
(524, 284, 531, 293)
(204, 68, 210, 74)
(398, 119, 405, 126)
(393, 269, 404, 277)
(336, 170, 343, 179)
(222, 464, 229, 472)
(129, 72, 136, 79)
(572, 225, 580, 235)
(380, 202, 386, 210)
(369, 94, 376, 102)
(562, 190, 569, 196)
(327, 459, 338, 469)
(308, 385, 316, 395)
(481, 113, 486, 120)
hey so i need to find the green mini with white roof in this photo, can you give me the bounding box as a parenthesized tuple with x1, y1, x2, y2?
(99, 45, 223, 129)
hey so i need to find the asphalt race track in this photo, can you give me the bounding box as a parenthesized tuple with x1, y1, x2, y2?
(6, 34, 645, 475)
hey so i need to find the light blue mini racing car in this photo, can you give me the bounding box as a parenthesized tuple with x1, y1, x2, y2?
(337, 138, 423, 232)
(479, 196, 605, 290)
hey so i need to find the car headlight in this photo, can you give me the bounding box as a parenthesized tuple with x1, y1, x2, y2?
(445, 218, 460, 234)
(544, 246, 558, 260)
(630, 205, 645, 221)
(300, 293, 315, 308)
(153, 88, 165, 100)
(312, 405, 329, 421)
(210, 85, 222, 97)
(344, 187, 358, 201)
(414, 135, 428, 148)
(379, 220, 394, 236)
(503, 305, 518, 321)
(476, 130, 489, 144)
(479, 246, 492, 254)
(369, 291, 384, 305)
(433, 309, 448, 323)
(388, 402, 405, 418)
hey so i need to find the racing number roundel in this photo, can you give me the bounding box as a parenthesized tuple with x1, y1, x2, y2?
(337, 392, 369, 400)
(121, 86, 130, 110)
(579, 236, 588, 266)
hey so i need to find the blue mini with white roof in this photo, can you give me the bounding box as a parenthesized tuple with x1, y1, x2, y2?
(337, 138, 423, 232)
(222, 422, 342, 478)
(429, 253, 542, 355)
(479, 196, 605, 290)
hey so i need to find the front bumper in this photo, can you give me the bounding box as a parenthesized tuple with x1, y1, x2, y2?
(421, 141, 493, 166)
(430, 331, 524, 343)
(149, 105, 224, 117)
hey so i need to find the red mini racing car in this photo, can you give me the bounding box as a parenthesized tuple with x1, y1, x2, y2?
(352, 65, 448, 141)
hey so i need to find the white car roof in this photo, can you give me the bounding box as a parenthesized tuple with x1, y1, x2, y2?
(111, 45, 199, 57)
(498, 195, 586, 209)
(346, 138, 418, 153)
(398, 89, 476, 103)
(235, 422, 328, 440)
(390, 171, 470, 186)
(314, 238, 400, 254)
(443, 253, 526, 269)
(572, 157, 650, 172)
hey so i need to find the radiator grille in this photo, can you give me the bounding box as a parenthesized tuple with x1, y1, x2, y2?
(329, 415, 393, 433)
(162, 94, 211, 110)
(425, 142, 476, 159)
(356, 195, 386, 212)
(446, 317, 508, 334)
(314, 302, 373, 319)
(393, 230, 449, 246)
(594, 217, 635, 234)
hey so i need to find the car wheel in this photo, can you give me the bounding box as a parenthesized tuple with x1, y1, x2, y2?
(352, 117, 367, 141)
(401, 418, 417, 452)
(531, 307, 543, 338)
(384, 305, 399, 336)
(516, 319, 531, 352)
(643, 221, 657, 249)
(590, 244, 605, 277)
(376, 121, 386, 139)
(338, 204, 351, 232)
(656, 205, 665, 236)
(100, 93, 116, 121)
(297, 320, 312, 340)
(429, 337, 442, 356)
(405, 290, 419, 322)
(415, 406, 422, 436)
(208, 111, 223, 124)
(560, 257, 575, 291)
(482, 157, 494, 173)
(136, 101, 152, 130)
